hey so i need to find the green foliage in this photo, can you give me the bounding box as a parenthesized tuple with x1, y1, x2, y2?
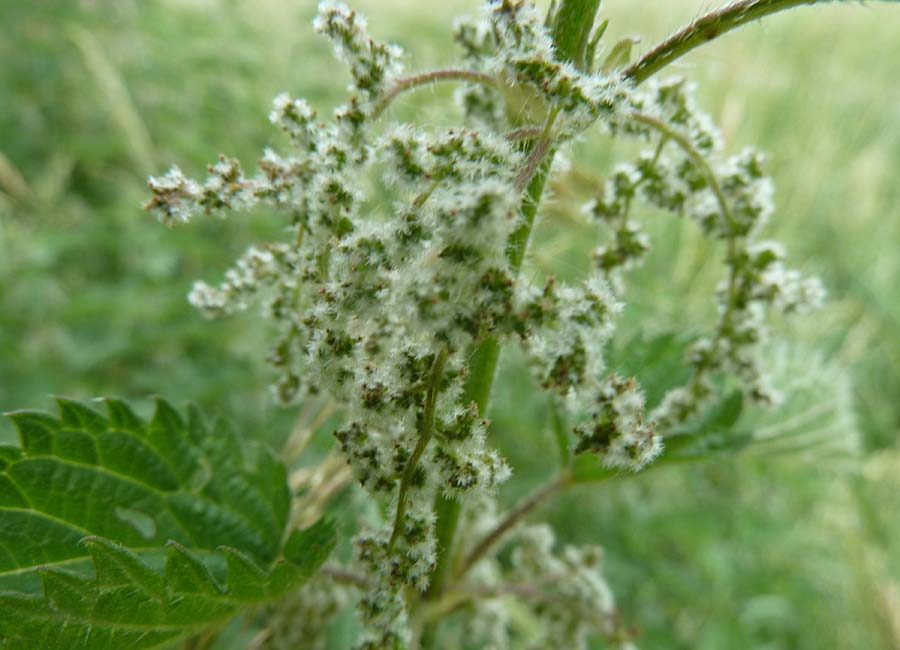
(605, 331, 695, 409)
(663, 391, 749, 461)
(1, 1, 898, 649)
(571, 336, 858, 481)
(740, 344, 860, 459)
(0, 398, 336, 649)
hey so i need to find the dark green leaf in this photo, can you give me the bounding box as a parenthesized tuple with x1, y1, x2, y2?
(0, 398, 336, 649)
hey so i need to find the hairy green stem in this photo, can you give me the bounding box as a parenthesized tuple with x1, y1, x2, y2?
(425, 151, 554, 605)
(422, 1, 604, 636)
(420, 580, 565, 625)
(551, 0, 603, 69)
(623, 0, 897, 85)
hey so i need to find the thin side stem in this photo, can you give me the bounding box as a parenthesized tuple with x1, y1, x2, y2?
(455, 472, 571, 579)
(388, 346, 449, 551)
(320, 564, 369, 589)
(420, 581, 549, 624)
(505, 126, 545, 142)
(513, 108, 559, 193)
(372, 69, 499, 119)
(421, 580, 623, 642)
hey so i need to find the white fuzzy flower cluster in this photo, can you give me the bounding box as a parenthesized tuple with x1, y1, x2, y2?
(147, 5, 594, 647)
(452, 1, 628, 135)
(189, 244, 289, 316)
(146, 2, 826, 647)
(313, 1, 404, 100)
(509, 525, 619, 649)
(510, 272, 662, 474)
(146, 156, 258, 226)
(487, 1, 626, 130)
(573, 374, 661, 471)
(515, 275, 619, 394)
(583, 163, 652, 292)
(327, 126, 522, 647)
(455, 499, 634, 650)
(583, 77, 825, 426)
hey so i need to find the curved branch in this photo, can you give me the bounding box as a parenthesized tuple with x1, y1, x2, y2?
(320, 564, 369, 589)
(627, 111, 733, 228)
(628, 111, 745, 422)
(455, 472, 570, 579)
(624, 0, 894, 85)
(505, 126, 545, 142)
(372, 69, 499, 119)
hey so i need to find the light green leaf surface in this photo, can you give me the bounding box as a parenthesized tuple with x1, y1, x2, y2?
(606, 331, 694, 409)
(740, 345, 860, 460)
(0, 398, 335, 649)
(664, 391, 751, 461)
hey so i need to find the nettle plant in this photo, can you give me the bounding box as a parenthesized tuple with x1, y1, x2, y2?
(1, 0, 893, 648)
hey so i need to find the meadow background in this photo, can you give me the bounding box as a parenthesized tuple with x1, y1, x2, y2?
(1, 0, 899, 648)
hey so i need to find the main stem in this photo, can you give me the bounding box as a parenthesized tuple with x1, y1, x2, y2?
(422, 0, 603, 633)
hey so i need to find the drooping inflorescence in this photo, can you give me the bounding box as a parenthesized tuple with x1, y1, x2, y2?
(588, 78, 825, 426)
(146, 2, 825, 647)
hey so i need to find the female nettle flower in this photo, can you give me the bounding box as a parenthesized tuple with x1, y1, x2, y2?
(146, 2, 824, 646)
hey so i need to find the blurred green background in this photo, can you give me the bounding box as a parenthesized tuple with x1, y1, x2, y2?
(1, 1, 899, 648)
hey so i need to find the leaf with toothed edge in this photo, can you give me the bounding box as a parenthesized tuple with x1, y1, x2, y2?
(0, 398, 336, 649)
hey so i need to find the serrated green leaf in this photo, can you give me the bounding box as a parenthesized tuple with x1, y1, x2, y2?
(165, 542, 221, 595)
(54, 397, 107, 435)
(283, 518, 338, 580)
(83, 537, 166, 599)
(220, 547, 270, 600)
(8, 411, 59, 456)
(103, 398, 145, 433)
(740, 346, 860, 460)
(0, 446, 24, 470)
(0, 398, 337, 649)
(41, 569, 96, 618)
